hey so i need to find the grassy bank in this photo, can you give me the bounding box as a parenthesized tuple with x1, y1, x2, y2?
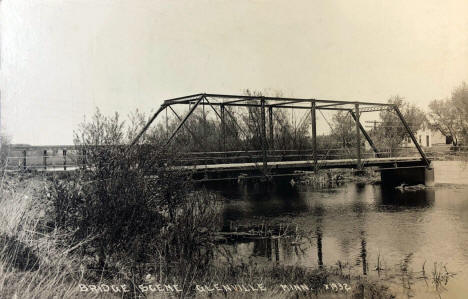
(0, 173, 89, 298)
(0, 173, 395, 298)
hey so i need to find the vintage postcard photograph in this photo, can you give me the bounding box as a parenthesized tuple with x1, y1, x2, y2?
(1, 1, 468, 298)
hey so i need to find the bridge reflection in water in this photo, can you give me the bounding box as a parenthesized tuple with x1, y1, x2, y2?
(216, 180, 436, 276)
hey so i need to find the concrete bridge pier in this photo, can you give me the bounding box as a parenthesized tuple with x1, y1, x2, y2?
(380, 164, 434, 187)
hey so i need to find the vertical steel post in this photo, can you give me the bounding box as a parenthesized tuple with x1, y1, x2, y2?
(268, 106, 273, 149)
(166, 96, 203, 147)
(311, 101, 317, 172)
(203, 99, 206, 144)
(130, 105, 166, 146)
(355, 104, 362, 170)
(221, 104, 226, 152)
(261, 99, 268, 173)
(43, 150, 47, 170)
(349, 111, 381, 158)
(168, 106, 204, 146)
(165, 106, 168, 140)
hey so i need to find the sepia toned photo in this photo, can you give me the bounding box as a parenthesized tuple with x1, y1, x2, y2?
(1, 1, 467, 298)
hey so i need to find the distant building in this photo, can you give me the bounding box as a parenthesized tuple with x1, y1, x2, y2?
(416, 128, 448, 147)
(403, 125, 451, 147)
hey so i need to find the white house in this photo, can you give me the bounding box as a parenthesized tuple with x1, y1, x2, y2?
(403, 126, 450, 147)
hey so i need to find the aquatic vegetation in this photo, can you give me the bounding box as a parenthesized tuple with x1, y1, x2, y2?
(431, 262, 456, 297)
(297, 168, 380, 189)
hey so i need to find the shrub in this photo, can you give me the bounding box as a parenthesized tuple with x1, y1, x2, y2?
(48, 109, 222, 294)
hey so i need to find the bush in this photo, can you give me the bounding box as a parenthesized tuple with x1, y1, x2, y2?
(48, 109, 222, 294)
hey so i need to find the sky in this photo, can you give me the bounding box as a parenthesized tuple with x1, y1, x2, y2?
(1, 0, 467, 145)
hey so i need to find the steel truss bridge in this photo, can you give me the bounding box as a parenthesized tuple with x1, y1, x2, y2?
(130, 93, 432, 185)
(5, 93, 434, 186)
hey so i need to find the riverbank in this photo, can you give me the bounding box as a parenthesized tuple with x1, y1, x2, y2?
(0, 172, 396, 298)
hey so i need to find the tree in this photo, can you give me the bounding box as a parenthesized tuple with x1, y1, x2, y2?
(237, 89, 311, 151)
(451, 82, 468, 143)
(428, 99, 462, 146)
(428, 82, 468, 146)
(452, 82, 468, 117)
(373, 96, 426, 155)
(330, 111, 356, 148)
(52, 108, 221, 291)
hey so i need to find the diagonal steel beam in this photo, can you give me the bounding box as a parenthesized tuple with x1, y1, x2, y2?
(223, 106, 250, 140)
(165, 96, 204, 147)
(130, 104, 166, 146)
(207, 98, 266, 169)
(205, 98, 222, 119)
(206, 98, 261, 154)
(205, 98, 241, 139)
(168, 106, 204, 147)
(393, 105, 430, 166)
(349, 110, 381, 158)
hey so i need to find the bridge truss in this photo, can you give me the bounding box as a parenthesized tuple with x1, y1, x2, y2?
(4, 93, 431, 180)
(131, 93, 430, 175)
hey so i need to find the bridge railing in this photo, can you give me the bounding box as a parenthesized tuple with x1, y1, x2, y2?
(4, 145, 465, 172)
(3, 146, 84, 171)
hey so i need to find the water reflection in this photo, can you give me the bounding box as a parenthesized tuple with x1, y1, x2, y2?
(316, 226, 323, 268)
(360, 231, 368, 275)
(218, 179, 439, 278)
(220, 181, 309, 222)
(214, 161, 468, 298)
(376, 187, 435, 210)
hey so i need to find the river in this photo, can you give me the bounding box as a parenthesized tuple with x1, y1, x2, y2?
(216, 160, 468, 298)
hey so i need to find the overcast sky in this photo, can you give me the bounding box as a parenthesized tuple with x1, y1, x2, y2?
(1, 0, 467, 145)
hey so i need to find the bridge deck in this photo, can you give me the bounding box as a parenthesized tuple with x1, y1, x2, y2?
(7, 156, 426, 180)
(182, 156, 425, 173)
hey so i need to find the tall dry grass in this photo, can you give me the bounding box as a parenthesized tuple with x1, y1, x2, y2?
(0, 173, 100, 298)
(0, 171, 224, 298)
